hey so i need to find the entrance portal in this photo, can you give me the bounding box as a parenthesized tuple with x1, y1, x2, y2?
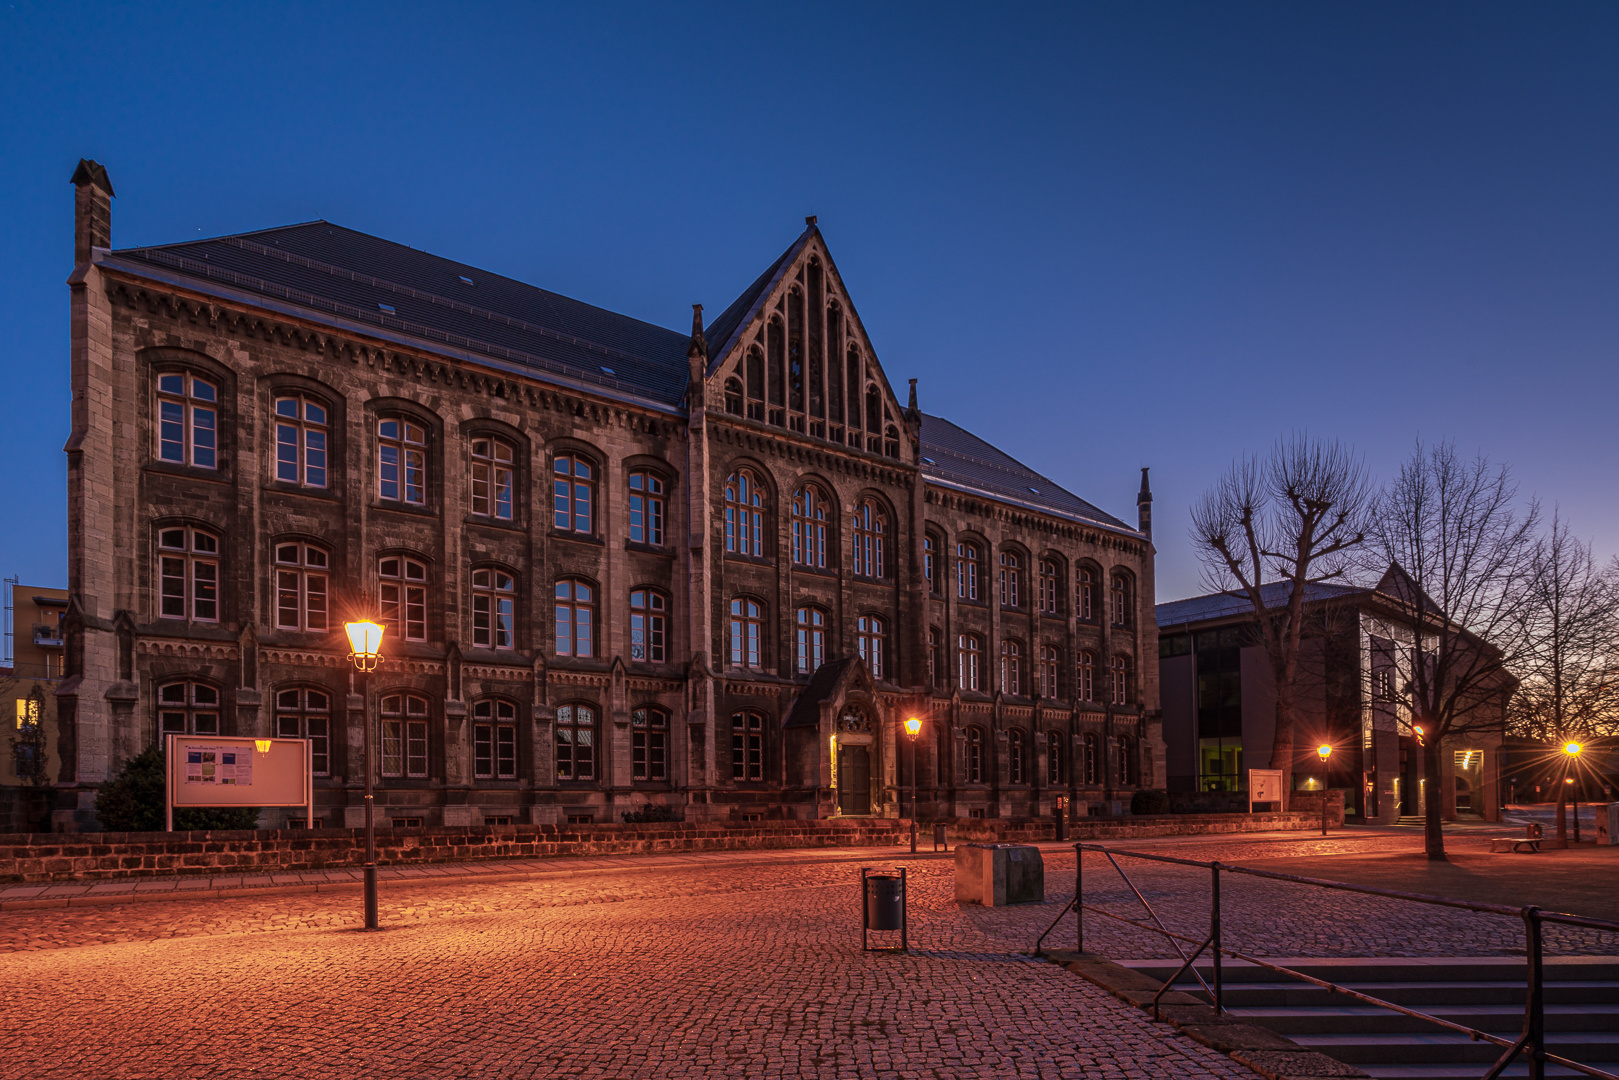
(838, 744, 871, 814)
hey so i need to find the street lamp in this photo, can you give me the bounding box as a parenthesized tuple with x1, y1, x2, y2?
(1564, 742, 1584, 843)
(345, 618, 385, 930)
(904, 717, 922, 854)
(1317, 744, 1333, 836)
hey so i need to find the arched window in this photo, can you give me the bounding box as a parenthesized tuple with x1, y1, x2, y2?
(156, 371, 217, 469)
(470, 437, 515, 520)
(787, 288, 805, 416)
(1038, 559, 1060, 614)
(377, 418, 426, 505)
(553, 453, 594, 534)
(274, 541, 329, 633)
(1077, 566, 1097, 621)
(158, 680, 220, 735)
(852, 501, 886, 578)
(846, 348, 863, 442)
(884, 425, 900, 459)
(632, 706, 668, 781)
(1001, 639, 1024, 696)
(1077, 650, 1096, 702)
(472, 568, 516, 650)
(555, 579, 595, 657)
(1111, 573, 1133, 628)
(725, 470, 765, 557)
(767, 319, 786, 425)
(1008, 729, 1026, 785)
(1047, 731, 1065, 785)
(1038, 645, 1060, 699)
(472, 698, 517, 780)
(729, 597, 763, 668)
(158, 526, 219, 622)
(723, 376, 744, 416)
(276, 686, 330, 775)
(792, 486, 828, 569)
(928, 627, 944, 688)
(275, 395, 327, 487)
(1118, 734, 1138, 786)
(827, 304, 844, 426)
(380, 692, 429, 778)
(745, 347, 765, 420)
(999, 552, 1022, 607)
(1111, 654, 1134, 706)
(924, 533, 940, 593)
(865, 385, 881, 434)
(857, 615, 886, 679)
(732, 710, 765, 781)
(957, 542, 980, 601)
(629, 471, 666, 546)
(379, 556, 427, 642)
(630, 588, 667, 663)
(966, 725, 986, 784)
(795, 606, 826, 674)
(555, 703, 596, 781)
(958, 633, 982, 692)
(1083, 732, 1100, 785)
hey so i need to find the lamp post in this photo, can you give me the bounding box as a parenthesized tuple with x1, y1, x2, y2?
(904, 717, 922, 854)
(1565, 742, 1583, 843)
(1317, 744, 1332, 836)
(345, 618, 385, 930)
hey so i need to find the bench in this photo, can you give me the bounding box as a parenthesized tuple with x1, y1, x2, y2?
(1490, 837, 1541, 853)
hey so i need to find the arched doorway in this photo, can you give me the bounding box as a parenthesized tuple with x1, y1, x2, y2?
(834, 709, 874, 815)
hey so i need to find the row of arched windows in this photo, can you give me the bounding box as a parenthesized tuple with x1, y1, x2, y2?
(923, 536, 1135, 628)
(932, 631, 1135, 704)
(726, 471, 892, 580)
(963, 727, 1139, 787)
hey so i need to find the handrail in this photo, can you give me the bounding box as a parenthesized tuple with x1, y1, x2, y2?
(1040, 843, 1619, 1080)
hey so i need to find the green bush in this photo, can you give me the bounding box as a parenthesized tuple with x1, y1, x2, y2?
(1130, 789, 1171, 816)
(620, 804, 678, 824)
(94, 743, 261, 832)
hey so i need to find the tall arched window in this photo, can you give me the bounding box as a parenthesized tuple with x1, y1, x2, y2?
(1008, 728, 1026, 784)
(1038, 559, 1060, 614)
(1077, 567, 1097, 621)
(377, 418, 426, 505)
(553, 453, 594, 534)
(1038, 645, 1060, 699)
(470, 437, 515, 520)
(158, 680, 220, 735)
(723, 377, 744, 416)
(958, 633, 982, 692)
(632, 706, 668, 781)
(275, 395, 327, 487)
(1077, 650, 1096, 702)
(380, 692, 429, 778)
(767, 319, 786, 425)
(629, 472, 665, 546)
(555, 703, 596, 781)
(999, 552, 1022, 607)
(276, 686, 330, 776)
(156, 371, 218, 469)
(1047, 731, 1065, 785)
(746, 347, 765, 420)
(1111, 573, 1133, 628)
(1111, 654, 1134, 705)
(792, 486, 828, 569)
(857, 615, 886, 679)
(1118, 734, 1138, 786)
(157, 526, 219, 623)
(966, 725, 986, 784)
(274, 541, 329, 633)
(725, 470, 765, 557)
(865, 385, 881, 434)
(957, 543, 980, 601)
(472, 568, 516, 650)
(472, 698, 517, 780)
(555, 579, 595, 657)
(629, 588, 668, 663)
(827, 304, 844, 426)
(379, 556, 427, 642)
(796, 606, 826, 674)
(884, 425, 900, 459)
(928, 627, 944, 688)
(852, 500, 886, 578)
(1001, 639, 1024, 696)
(1083, 732, 1100, 785)
(924, 534, 940, 593)
(846, 348, 862, 443)
(732, 710, 765, 781)
(729, 597, 763, 668)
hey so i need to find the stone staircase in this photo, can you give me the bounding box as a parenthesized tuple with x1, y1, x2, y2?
(1123, 956, 1619, 1079)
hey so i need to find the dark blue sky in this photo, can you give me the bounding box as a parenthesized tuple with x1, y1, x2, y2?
(4, 2, 1617, 603)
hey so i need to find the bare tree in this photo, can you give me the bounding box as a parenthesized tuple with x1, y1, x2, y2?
(1190, 434, 1372, 797)
(1510, 512, 1619, 843)
(1366, 441, 1538, 861)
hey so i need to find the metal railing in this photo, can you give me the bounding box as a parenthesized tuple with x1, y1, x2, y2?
(1032, 842, 1619, 1080)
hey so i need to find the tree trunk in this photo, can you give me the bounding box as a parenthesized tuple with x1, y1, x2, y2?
(1272, 694, 1294, 807)
(1422, 737, 1446, 861)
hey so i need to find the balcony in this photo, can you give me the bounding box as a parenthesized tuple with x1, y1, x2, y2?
(31, 624, 63, 649)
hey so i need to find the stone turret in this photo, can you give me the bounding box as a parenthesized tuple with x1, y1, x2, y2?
(1137, 467, 1153, 539)
(71, 159, 114, 265)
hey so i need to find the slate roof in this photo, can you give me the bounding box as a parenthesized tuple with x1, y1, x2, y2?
(111, 222, 694, 406)
(1155, 580, 1367, 628)
(919, 414, 1134, 532)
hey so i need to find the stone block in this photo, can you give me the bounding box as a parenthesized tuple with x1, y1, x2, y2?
(953, 843, 1044, 906)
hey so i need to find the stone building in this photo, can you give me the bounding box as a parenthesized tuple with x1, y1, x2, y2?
(56, 159, 1161, 831)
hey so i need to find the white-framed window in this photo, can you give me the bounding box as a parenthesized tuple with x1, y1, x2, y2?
(473, 698, 518, 780)
(629, 471, 665, 546)
(274, 541, 329, 633)
(276, 686, 331, 776)
(1078, 567, 1096, 621)
(472, 568, 515, 650)
(1077, 650, 1096, 702)
(1038, 559, 1060, 614)
(630, 588, 667, 663)
(553, 453, 594, 534)
(156, 372, 218, 469)
(853, 500, 886, 578)
(796, 606, 826, 674)
(378, 418, 426, 504)
(158, 526, 219, 622)
(857, 614, 886, 679)
(158, 680, 220, 735)
(632, 706, 668, 781)
(381, 693, 429, 778)
(1001, 638, 1024, 696)
(379, 556, 428, 642)
(1038, 645, 1060, 698)
(999, 552, 1021, 607)
(957, 543, 980, 601)
(958, 633, 982, 692)
(966, 725, 986, 784)
(1111, 573, 1133, 628)
(1111, 654, 1134, 705)
(555, 579, 595, 657)
(924, 534, 940, 593)
(732, 710, 765, 782)
(929, 627, 944, 687)
(470, 438, 515, 520)
(725, 470, 765, 557)
(274, 396, 327, 487)
(729, 597, 763, 669)
(556, 703, 596, 781)
(1047, 731, 1065, 785)
(1083, 732, 1101, 785)
(792, 486, 828, 569)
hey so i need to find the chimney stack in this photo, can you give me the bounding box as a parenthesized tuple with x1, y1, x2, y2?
(1137, 467, 1153, 538)
(71, 159, 114, 266)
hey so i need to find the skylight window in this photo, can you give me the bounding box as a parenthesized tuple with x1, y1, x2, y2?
(600, 366, 615, 375)
(458, 276, 474, 286)
(1028, 487, 1040, 494)
(922, 456, 935, 465)
(378, 303, 395, 314)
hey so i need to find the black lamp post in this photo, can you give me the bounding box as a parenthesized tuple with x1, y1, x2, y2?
(904, 717, 922, 854)
(1566, 741, 1583, 843)
(345, 618, 385, 930)
(1316, 743, 1332, 836)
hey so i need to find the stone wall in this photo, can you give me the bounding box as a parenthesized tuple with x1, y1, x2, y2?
(937, 809, 1343, 844)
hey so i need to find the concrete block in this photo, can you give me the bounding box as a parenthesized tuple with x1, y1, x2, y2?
(953, 843, 1043, 906)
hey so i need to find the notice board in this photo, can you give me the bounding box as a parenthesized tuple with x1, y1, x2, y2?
(166, 733, 311, 810)
(1248, 768, 1285, 811)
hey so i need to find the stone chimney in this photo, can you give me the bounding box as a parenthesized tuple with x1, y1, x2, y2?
(1137, 467, 1153, 538)
(71, 159, 115, 265)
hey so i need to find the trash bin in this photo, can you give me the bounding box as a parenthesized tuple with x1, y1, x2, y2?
(933, 823, 948, 852)
(861, 866, 908, 951)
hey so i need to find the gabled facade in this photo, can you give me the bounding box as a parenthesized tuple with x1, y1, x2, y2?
(55, 160, 1160, 831)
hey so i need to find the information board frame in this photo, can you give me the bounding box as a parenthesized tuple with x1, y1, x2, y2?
(1248, 768, 1285, 812)
(165, 733, 313, 831)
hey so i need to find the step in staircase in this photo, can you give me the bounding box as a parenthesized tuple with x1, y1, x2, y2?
(1123, 956, 1619, 1079)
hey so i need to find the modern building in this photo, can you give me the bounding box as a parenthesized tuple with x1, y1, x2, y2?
(2, 582, 68, 831)
(1156, 568, 1505, 824)
(54, 159, 1162, 831)
(5, 582, 69, 681)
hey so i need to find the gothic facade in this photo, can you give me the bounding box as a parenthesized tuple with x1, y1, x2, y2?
(57, 159, 1161, 830)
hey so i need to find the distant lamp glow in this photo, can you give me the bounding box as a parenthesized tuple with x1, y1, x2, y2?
(345, 619, 385, 672)
(1564, 742, 1583, 758)
(255, 739, 273, 754)
(1413, 725, 1425, 745)
(1566, 777, 1575, 784)
(904, 717, 922, 738)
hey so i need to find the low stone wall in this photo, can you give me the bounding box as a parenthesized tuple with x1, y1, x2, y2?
(934, 809, 1341, 845)
(0, 819, 906, 884)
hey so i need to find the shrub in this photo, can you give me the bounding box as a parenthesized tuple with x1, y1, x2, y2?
(94, 743, 261, 832)
(1130, 789, 1171, 816)
(621, 803, 679, 824)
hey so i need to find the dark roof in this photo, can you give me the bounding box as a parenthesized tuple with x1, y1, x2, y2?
(702, 226, 813, 374)
(1155, 580, 1367, 628)
(112, 222, 693, 406)
(784, 657, 858, 728)
(919, 414, 1134, 532)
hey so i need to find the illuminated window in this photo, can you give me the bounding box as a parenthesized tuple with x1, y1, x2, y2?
(553, 454, 594, 533)
(796, 606, 826, 674)
(729, 597, 763, 669)
(725, 470, 765, 557)
(792, 486, 828, 569)
(472, 698, 517, 780)
(274, 541, 329, 633)
(732, 710, 765, 781)
(632, 706, 668, 781)
(156, 372, 217, 469)
(957, 543, 980, 601)
(158, 680, 219, 736)
(157, 526, 219, 622)
(275, 687, 330, 776)
(629, 588, 667, 663)
(999, 552, 1021, 607)
(378, 556, 427, 642)
(958, 633, 982, 692)
(857, 615, 886, 679)
(274, 396, 327, 487)
(555, 703, 596, 781)
(470, 438, 514, 520)
(380, 693, 429, 778)
(555, 579, 595, 657)
(377, 418, 426, 504)
(472, 568, 516, 650)
(629, 472, 665, 546)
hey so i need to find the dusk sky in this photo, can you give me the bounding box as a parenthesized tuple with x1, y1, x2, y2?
(4, 2, 1617, 605)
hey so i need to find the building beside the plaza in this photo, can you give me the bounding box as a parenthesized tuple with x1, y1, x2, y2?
(54, 159, 1161, 831)
(1155, 567, 1506, 824)
(2, 582, 68, 830)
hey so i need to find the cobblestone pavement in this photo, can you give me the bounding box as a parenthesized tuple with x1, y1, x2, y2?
(0, 854, 1270, 1080)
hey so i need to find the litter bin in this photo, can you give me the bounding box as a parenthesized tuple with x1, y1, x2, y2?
(861, 866, 908, 951)
(933, 823, 948, 852)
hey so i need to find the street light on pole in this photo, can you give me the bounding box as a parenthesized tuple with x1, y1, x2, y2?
(345, 618, 385, 930)
(1317, 744, 1332, 836)
(904, 717, 922, 854)
(1565, 742, 1584, 843)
